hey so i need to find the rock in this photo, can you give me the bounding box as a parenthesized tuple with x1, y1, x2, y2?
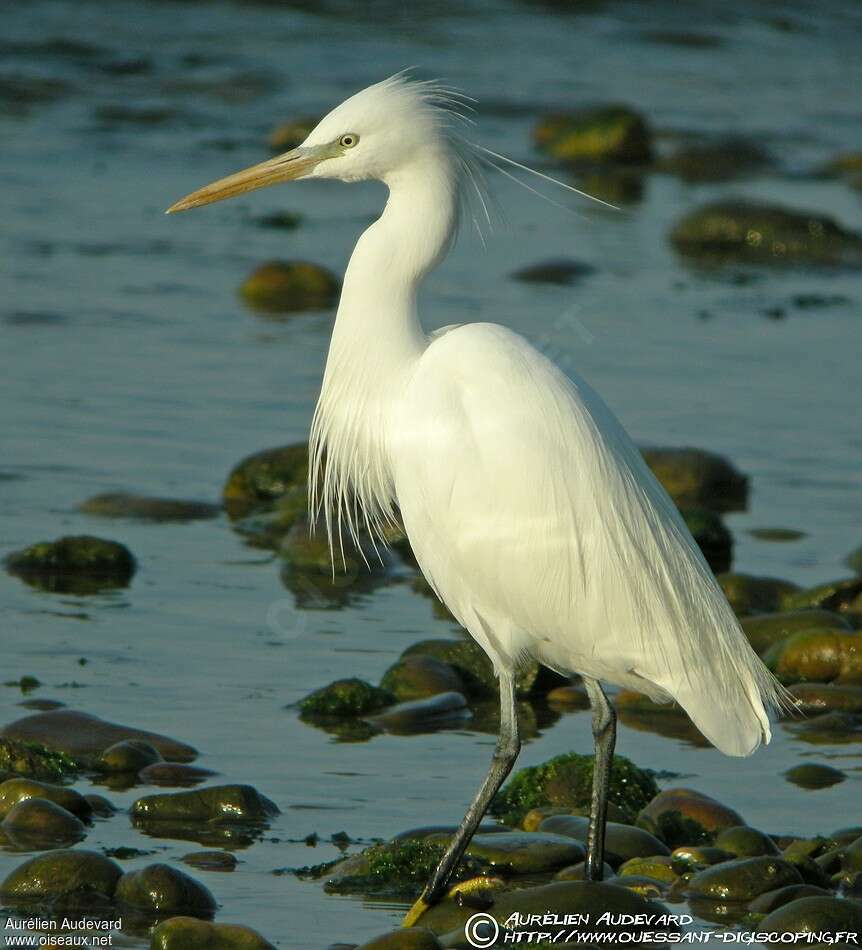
(131, 785, 278, 823)
(231, 489, 307, 550)
(0, 778, 92, 820)
(222, 443, 308, 515)
(533, 107, 652, 165)
(788, 682, 862, 714)
(615, 690, 709, 747)
(785, 762, 846, 789)
(639, 447, 747, 512)
(451, 831, 584, 874)
(846, 544, 862, 575)
(748, 884, 831, 914)
(760, 895, 862, 936)
(79, 493, 219, 522)
(268, 116, 317, 151)
(492, 752, 658, 827)
(4, 535, 136, 593)
(280, 518, 377, 577)
(139, 763, 217, 787)
(716, 573, 799, 616)
(1, 709, 196, 768)
(321, 837, 482, 898)
(669, 200, 862, 266)
(365, 692, 470, 734)
(0, 849, 122, 901)
(151, 916, 277, 949)
(637, 788, 744, 846)
(299, 679, 394, 719)
(617, 856, 678, 883)
(539, 815, 669, 867)
(655, 138, 772, 182)
(681, 507, 732, 572)
(686, 856, 802, 901)
(782, 577, 862, 617)
(546, 682, 591, 709)
(254, 211, 303, 230)
(85, 793, 117, 817)
(379, 655, 465, 702)
(742, 610, 851, 656)
(671, 845, 733, 868)
(842, 835, 862, 872)
(392, 823, 506, 842)
(401, 637, 565, 698)
(116, 864, 216, 915)
(554, 860, 615, 880)
(510, 258, 596, 285)
(97, 739, 162, 773)
(713, 826, 779, 857)
(356, 931, 441, 950)
(748, 527, 805, 542)
(239, 260, 339, 314)
(417, 880, 676, 941)
(181, 851, 238, 872)
(1, 798, 86, 847)
(521, 806, 577, 832)
(0, 736, 77, 782)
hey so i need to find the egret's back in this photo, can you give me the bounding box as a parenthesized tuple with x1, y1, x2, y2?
(390, 322, 784, 757)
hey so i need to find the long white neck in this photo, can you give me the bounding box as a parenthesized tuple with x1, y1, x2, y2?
(309, 152, 460, 549)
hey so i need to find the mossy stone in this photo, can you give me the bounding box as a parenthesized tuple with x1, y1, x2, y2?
(533, 106, 652, 165)
(788, 683, 862, 714)
(0, 778, 92, 820)
(618, 856, 678, 883)
(717, 573, 799, 616)
(0, 737, 77, 782)
(453, 831, 585, 874)
(379, 655, 465, 701)
(748, 884, 831, 914)
(669, 201, 862, 266)
(539, 815, 669, 866)
(846, 545, 862, 575)
(139, 763, 217, 788)
(671, 845, 733, 868)
(782, 577, 862, 616)
(116, 864, 216, 915)
(714, 826, 779, 857)
(222, 443, 308, 513)
(840, 836, 862, 872)
(131, 785, 278, 823)
(637, 788, 744, 846)
(681, 508, 733, 572)
(97, 739, 162, 773)
(85, 793, 117, 817)
(365, 692, 469, 734)
(742, 610, 850, 656)
(785, 763, 846, 789)
(239, 260, 339, 314)
(686, 856, 802, 901)
(492, 752, 657, 827)
(151, 916, 277, 949)
(639, 446, 747, 512)
(766, 629, 862, 684)
(181, 850, 238, 872)
(655, 139, 771, 183)
(299, 678, 394, 719)
(5, 535, 136, 593)
(1, 798, 86, 846)
(760, 896, 862, 935)
(79, 493, 219, 522)
(0, 849, 122, 901)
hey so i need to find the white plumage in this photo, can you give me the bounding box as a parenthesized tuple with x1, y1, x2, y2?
(168, 72, 786, 917)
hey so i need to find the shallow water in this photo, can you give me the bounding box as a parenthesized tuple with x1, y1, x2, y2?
(2, 0, 862, 946)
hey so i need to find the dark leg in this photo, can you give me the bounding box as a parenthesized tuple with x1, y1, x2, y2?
(402, 673, 520, 926)
(583, 677, 616, 882)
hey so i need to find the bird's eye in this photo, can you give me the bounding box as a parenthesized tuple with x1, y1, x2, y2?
(339, 133, 359, 149)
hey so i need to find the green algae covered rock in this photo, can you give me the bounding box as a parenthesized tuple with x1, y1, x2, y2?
(299, 678, 394, 719)
(539, 814, 669, 866)
(379, 655, 465, 701)
(222, 443, 309, 514)
(714, 825, 779, 857)
(788, 682, 862, 714)
(637, 788, 744, 846)
(782, 577, 862, 616)
(0, 849, 122, 901)
(742, 609, 851, 656)
(131, 785, 278, 823)
(79, 493, 219, 522)
(4, 535, 136, 593)
(491, 751, 658, 826)
(760, 895, 862, 936)
(685, 856, 802, 901)
(640, 447, 747, 512)
(681, 507, 732, 572)
(452, 830, 585, 874)
(670, 201, 862, 266)
(151, 917, 277, 950)
(116, 864, 215, 915)
(1, 798, 86, 847)
(784, 763, 846, 789)
(0, 737, 77, 782)
(717, 573, 799, 616)
(765, 629, 862, 684)
(0, 777, 92, 820)
(239, 260, 339, 314)
(97, 739, 162, 773)
(533, 106, 652, 165)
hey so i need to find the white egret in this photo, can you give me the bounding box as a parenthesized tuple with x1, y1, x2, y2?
(168, 74, 786, 926)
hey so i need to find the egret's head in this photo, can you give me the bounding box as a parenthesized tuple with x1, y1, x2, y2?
(167, 74, 468, 213)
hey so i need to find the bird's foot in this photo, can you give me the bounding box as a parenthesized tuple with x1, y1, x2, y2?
(401, 894, 432, 927)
